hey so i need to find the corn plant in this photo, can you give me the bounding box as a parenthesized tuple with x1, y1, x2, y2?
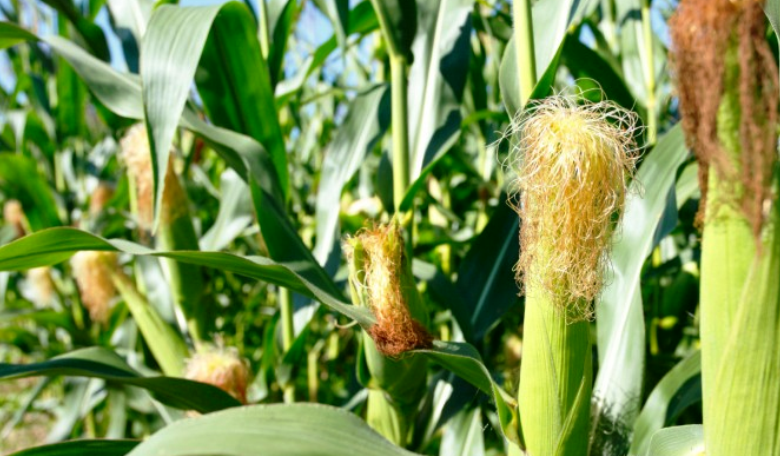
(0, 1, 776, 456)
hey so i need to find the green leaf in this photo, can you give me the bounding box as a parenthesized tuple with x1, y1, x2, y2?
(439, 407, 485, 456)
(0, 154, 61, 231)
(250, 186, 345, 300)
(313, 84, 390, 264)
(195, 2, 288, 197)
(6, 439, 138, 456)
(267, 0, 297, 87)
(112, 273, 189, 377)
(417, 341, 519, 446)
(498, 0, 592, 115)
(0, 22, 284, 206)
(41, 0, 110, 61)
(126, 403, 418, 456)
(0, 227, 371, 327)
(630, 351, 701, 456)
(0, 347, 241, 413)
(141, 4, 225, 230)
(646, 425, 704, 456)
(593, 125, 689, 438)
(453, 201, 519, 342)
(407, 0, 473, 181)
(0, 22, 38, 48)
(675, 162, 699, 210)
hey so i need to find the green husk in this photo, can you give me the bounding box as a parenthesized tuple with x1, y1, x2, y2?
(518, 291, 592, 455)
(346, 222, 430, 446)
(699, 36, 780, 456)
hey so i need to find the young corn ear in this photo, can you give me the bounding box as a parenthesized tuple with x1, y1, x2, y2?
(345, 222, 432, 356)
(71, 251, 119, 325)
(670, 1, 780, 454)
(120, 124, 206, 345)
(89, 183, 114, 217)
(506, 95, 638, 456)
(25, 267, 55, 308)
(3, 199, 25, 238)
(344, 222, 431, 446)
(185, 347, 250, 404)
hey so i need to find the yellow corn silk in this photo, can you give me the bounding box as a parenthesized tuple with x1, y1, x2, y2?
(506, 95, 638, 456)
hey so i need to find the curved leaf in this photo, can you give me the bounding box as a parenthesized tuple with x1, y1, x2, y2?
(630, 352, 701, 456)
(7, 439, 138, 456)
(407, 0, 473, 181)
(646, 425, 704, 456)
(194, 2, 287, 197)
(126, 403, 418, 456)
(0, 22, 283, 205)
(313, 84, 390, 265)
(417, 341, 519, 446)
(0, 347, 241, 413)
(593, 125, 689, 434)
(141, 4, 229, 229)
(0, 227, 371, 327)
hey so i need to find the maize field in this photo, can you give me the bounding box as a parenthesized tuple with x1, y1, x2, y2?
(0, 0, 777, 455)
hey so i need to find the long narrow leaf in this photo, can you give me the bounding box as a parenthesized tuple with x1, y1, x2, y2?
(0, 347, 240, 413)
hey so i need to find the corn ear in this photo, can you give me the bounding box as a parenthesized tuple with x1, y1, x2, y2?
(699, 43, 780, 456)
(345, 222, 430, 446)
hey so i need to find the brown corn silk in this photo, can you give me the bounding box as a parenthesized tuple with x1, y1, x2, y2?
(506, 96, 638, 320)
(345, 224, 432, 356)
(669, 0, 778, 235)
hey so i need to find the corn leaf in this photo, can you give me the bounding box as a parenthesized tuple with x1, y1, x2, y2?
(125, 404, 419, 456)
(0, 227, 371, 327)
(0, 347, 241, 412)
(416, 341, 519, 446)
(407, 0, 473, 182)
(646, 425, 704, 456)
(313, 84, 390, 266)
(6, 440, 138, 456)
(630, 351, 701, 456)
(194, 2, 287, 197)
(452, 201, 519, 342)
(593, 125, 688, 437)
(142, 3, 288, 230)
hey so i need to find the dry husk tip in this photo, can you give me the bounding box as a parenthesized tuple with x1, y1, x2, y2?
(345, 223, 433, 357)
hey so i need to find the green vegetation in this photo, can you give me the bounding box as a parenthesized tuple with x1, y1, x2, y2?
(0, 0, 777, 455)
